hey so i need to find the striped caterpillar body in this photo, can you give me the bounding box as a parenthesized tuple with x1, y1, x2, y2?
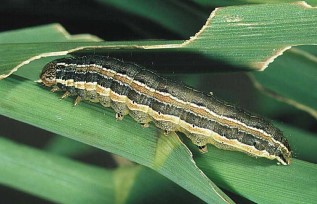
(39, 55, 291, 165)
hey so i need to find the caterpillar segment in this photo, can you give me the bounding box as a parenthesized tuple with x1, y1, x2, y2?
(40, 55, 292, 165)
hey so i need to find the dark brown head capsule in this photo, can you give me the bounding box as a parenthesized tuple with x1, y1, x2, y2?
(40, 61, 58, 87)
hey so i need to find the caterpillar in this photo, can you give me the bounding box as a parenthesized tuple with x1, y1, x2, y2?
(39, 55, 291, 165)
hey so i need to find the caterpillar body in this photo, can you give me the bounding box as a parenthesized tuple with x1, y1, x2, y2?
(39, 55, 291, 165)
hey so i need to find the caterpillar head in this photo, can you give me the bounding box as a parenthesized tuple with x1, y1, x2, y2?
(39, 61, 57, 87)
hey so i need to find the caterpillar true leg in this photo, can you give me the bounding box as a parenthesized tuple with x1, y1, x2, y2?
(61, 91, 70, 99)
(50, 86, 60, 92)
(74, 96, 82, 106)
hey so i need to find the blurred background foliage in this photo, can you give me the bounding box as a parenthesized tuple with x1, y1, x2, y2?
(0, 0, 316, 203)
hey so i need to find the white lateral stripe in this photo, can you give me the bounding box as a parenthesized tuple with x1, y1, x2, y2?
(56, 63, 288, 152)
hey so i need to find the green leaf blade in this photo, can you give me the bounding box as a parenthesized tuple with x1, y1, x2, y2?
(0, 76, 233, 203)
